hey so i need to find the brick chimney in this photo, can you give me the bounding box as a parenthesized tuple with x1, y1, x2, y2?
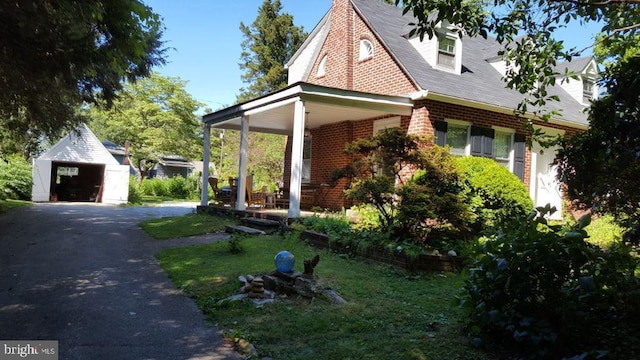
(329, 0, 354, 89)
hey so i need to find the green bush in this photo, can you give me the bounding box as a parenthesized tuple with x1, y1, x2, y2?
(458, 208, 640, 359)
(396, 145, 474, 244)
(455, 156, 533, 233)
(167, 175, 190, 199)
(0, 155, 32, 201)
(128, 176, 142, 204)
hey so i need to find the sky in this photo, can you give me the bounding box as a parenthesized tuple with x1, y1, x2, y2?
(145, 0, 602, 115)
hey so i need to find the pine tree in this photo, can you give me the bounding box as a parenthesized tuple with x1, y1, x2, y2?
(237, 0, 306, 102)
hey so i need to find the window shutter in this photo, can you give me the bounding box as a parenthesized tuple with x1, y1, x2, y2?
(483, 128, 494, 157)
(513, 133, 526, 181)
(434, 121, 447, 147)
(470, 126, 494, 157)
(470, 126, 483, 156)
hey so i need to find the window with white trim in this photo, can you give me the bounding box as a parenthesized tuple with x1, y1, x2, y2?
(359, 39, 374, 61)
(302, 135, 312, 183)
(493, 130, 514, 169)
(435, 120, 526, 181)
(317, 55, 327, 77)
(373, 117, 401, 134)
(583, 77, 594, 103)
(438, 37, 456, 69)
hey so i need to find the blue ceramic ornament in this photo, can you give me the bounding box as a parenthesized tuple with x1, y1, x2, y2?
(274, 250, 295, 273)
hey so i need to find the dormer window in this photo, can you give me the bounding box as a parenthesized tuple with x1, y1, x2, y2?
(438, 37, 456, 69)
(317, 55, 327, 77)
(583, 77, 594, 103)
(359, 39, 374, 61)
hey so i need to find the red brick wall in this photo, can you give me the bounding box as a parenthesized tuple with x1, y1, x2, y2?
(415, 99, 583, 191)
(308, 0, 417, 96)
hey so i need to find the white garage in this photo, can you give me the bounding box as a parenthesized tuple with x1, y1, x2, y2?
(31, 124, 130, 204)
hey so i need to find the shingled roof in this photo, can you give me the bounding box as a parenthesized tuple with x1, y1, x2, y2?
(351, 0, 590, 126)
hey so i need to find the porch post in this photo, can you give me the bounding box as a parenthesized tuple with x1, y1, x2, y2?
(201, 123, 211, 206)
(236, 115, 249, 210)
(288, 99, 306, 218)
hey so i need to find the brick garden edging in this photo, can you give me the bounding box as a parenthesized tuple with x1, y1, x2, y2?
(301, 230, 463, 272)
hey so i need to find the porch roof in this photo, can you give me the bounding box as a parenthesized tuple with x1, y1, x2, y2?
(202, 82, 414, 134)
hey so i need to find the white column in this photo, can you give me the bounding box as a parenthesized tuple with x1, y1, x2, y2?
(288, 100, 306, 218)
(200, 124, 211, 206)
(236, 115, 249, 210)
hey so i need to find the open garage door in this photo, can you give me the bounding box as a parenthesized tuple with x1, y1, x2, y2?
(102, 164, 130, 204)
(32, 159, 53, 202)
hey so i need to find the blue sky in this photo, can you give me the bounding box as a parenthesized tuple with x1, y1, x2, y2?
(146, 0, 602, 114)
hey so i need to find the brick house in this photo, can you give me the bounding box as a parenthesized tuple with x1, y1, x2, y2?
(201, 0, 597, 219)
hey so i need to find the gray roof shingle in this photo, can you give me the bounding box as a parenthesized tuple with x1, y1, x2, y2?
(351, 0, 589, 126)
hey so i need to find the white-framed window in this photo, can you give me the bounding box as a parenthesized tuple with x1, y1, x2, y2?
(438, 37, 456, 69)
(373, 117, 401, 134)
(359, 39, 374, 61)
(583, 77, 595, 103)
(317, 55, 327, 77)
(444, 120, 470, 156)
(493, 129, 514, 170)
(302, 135, 312, 183)
(435, 120, 526, 181)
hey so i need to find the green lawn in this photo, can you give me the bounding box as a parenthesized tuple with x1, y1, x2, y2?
(139, 213, 240, 239)
(155, 231, 494, 359)
(0, 199, 31, 214)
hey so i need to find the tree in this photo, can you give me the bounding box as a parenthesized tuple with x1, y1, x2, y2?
(88, 73, 203, 179)
(0, 0, 165, 157)
(237, 0, 306, 102)
(556, 56, 640, 242)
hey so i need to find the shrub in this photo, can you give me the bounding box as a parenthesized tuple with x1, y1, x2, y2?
(458, 208, 640, 359)
(455, 156, 533, 233)
(396, 145, 474, 244)
(167, 175, 190, 199)
(128, 176, 142, 204)
(0, 155, 32, 201)
(150, 178, 170, 197)
(348, 204, 383, 231)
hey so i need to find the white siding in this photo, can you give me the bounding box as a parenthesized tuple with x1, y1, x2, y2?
(38, 123, 119, 165)
(288, 22, 329, 84)
(409, 36, 437, 67)
(558, 76, 584, 104)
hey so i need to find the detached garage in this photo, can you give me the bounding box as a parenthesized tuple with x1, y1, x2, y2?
(32, 124, 130, 204)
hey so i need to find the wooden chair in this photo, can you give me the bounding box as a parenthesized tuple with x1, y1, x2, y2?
(208, 177, 219, 194)
(246, 175, 267, 208)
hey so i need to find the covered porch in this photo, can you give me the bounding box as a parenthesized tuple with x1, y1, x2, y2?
(200, 81, 413, 218)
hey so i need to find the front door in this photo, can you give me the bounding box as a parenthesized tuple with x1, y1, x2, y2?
(531, 144, 563, 219)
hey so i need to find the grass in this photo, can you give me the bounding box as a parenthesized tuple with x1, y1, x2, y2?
(155, 232, 493, 359)
(139, 213, 240, 239)
(584, 214, 625, 248)
(0, 199, 31, 214)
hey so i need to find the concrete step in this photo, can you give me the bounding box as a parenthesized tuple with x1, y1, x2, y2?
(240, 217, 282, 234)
(241, 217, 281, 228)
(225, 225, 266, 235)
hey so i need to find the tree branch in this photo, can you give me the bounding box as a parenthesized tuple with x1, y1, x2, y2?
(548, 0, 640, 7)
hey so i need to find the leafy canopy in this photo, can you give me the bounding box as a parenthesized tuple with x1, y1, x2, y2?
(0, 0, 166, 156)
(88, 73, 203, 178)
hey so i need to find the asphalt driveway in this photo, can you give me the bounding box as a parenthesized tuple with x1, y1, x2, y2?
(0, 202, 241, 360)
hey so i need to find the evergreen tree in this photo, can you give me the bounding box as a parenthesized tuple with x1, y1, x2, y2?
(237, 0, 306, 102)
